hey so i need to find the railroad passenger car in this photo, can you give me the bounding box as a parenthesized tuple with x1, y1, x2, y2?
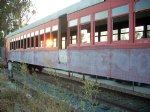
(5, 0, 150, 84)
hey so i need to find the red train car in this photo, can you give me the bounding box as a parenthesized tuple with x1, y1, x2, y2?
(5, 0, 150, 84)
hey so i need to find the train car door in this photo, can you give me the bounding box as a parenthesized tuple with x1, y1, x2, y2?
(58, 14, 68, 64)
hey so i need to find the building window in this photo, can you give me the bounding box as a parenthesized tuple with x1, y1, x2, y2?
(81, 23, 91, 43)
(70, 26, 77, 44)
(95, 19, 107, 42)
(113, 14, 129, 41)
(135, 10, 150, 39)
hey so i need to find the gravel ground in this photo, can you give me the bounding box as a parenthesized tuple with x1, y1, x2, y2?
(10, 65, 124, 112)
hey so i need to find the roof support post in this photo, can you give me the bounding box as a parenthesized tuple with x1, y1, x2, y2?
(129, 0, 135, 43)
(91, 14, 95, 46)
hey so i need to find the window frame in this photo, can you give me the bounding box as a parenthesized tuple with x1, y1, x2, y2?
(94, 18, 108, 44)
(80, 22, 91, 45)
(134, 9, 150, 43)
(69, 26, 78, 45)
(112, 13, 130, 43)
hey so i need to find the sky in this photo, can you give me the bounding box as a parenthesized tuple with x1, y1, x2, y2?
(29, 0, 81, 24)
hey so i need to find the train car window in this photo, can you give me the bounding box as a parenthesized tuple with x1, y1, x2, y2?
(14, 39, 17, 49)
(135, 10, 150, 39)
(11, 42, 12, 50)
(135, 0, 150, 12)
(46, 27, 50, 33)
(40, 29, 44, 47)
(112, 5, 128, 17)
(80, 15, 91, 44)
(69, 19, 77, 45)
(10, 42, 12, 50)
(52, 31, 57, 47)
(11, 41, 13, 50)
(11, 42, 13, 50)
(27, 38, 30, 48)
(121, 28, 129, 40)
(16, 41, 18, 49)
(27, 33, 30, 48)
(21, 39, 23, 48)
(30, 32, 34, 47)
(18, 40, 20, 49)
(15, 38, 18, 49)
(52, 25, 58, 47)
(12, 42, 14, 50)
(95, 32, 98, 42)
(14, 41, 16, 50)
(35, 35, 38, 47)
(40, 34, 44, 47)
(81, 23, 91, 43)
(17, 37, 20, 49)
(45, 28, 51, 47)
(11, 39, 13, 50)
(23, 35, 26, 49)
(62, 37, 66, 49)
(31, 37, 34, 47)
(147, 25, 150, 38)
(35, 31, 39, 47)
(53, 38, 57, 47)
(21, 36, 23, 48)
(24, 39, 26, 49)
(46, 32, 52, 47)
(70, 26, 77, 44)
(113, 14, 129, 41)
(95, 19, 107, 42)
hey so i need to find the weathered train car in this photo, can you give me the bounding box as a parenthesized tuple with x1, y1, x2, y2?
(5, 0, 150, 84)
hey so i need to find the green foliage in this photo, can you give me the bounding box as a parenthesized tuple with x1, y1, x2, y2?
(0, 0, 36, 46)
(81, 80, 99, 112)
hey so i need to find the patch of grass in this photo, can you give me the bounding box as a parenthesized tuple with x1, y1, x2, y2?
(0, 63, 73, 112)
(80, 80, 99, 112)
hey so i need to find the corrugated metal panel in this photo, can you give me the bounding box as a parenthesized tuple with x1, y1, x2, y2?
(5, 0, 105, 39)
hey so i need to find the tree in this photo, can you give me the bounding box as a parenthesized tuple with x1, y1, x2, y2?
(0, 0, 36, 46)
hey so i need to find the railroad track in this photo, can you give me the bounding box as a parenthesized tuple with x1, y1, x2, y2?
(35, 71, 150, 112)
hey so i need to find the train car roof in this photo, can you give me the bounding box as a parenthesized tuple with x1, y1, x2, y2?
(5, 0, 104, 38)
